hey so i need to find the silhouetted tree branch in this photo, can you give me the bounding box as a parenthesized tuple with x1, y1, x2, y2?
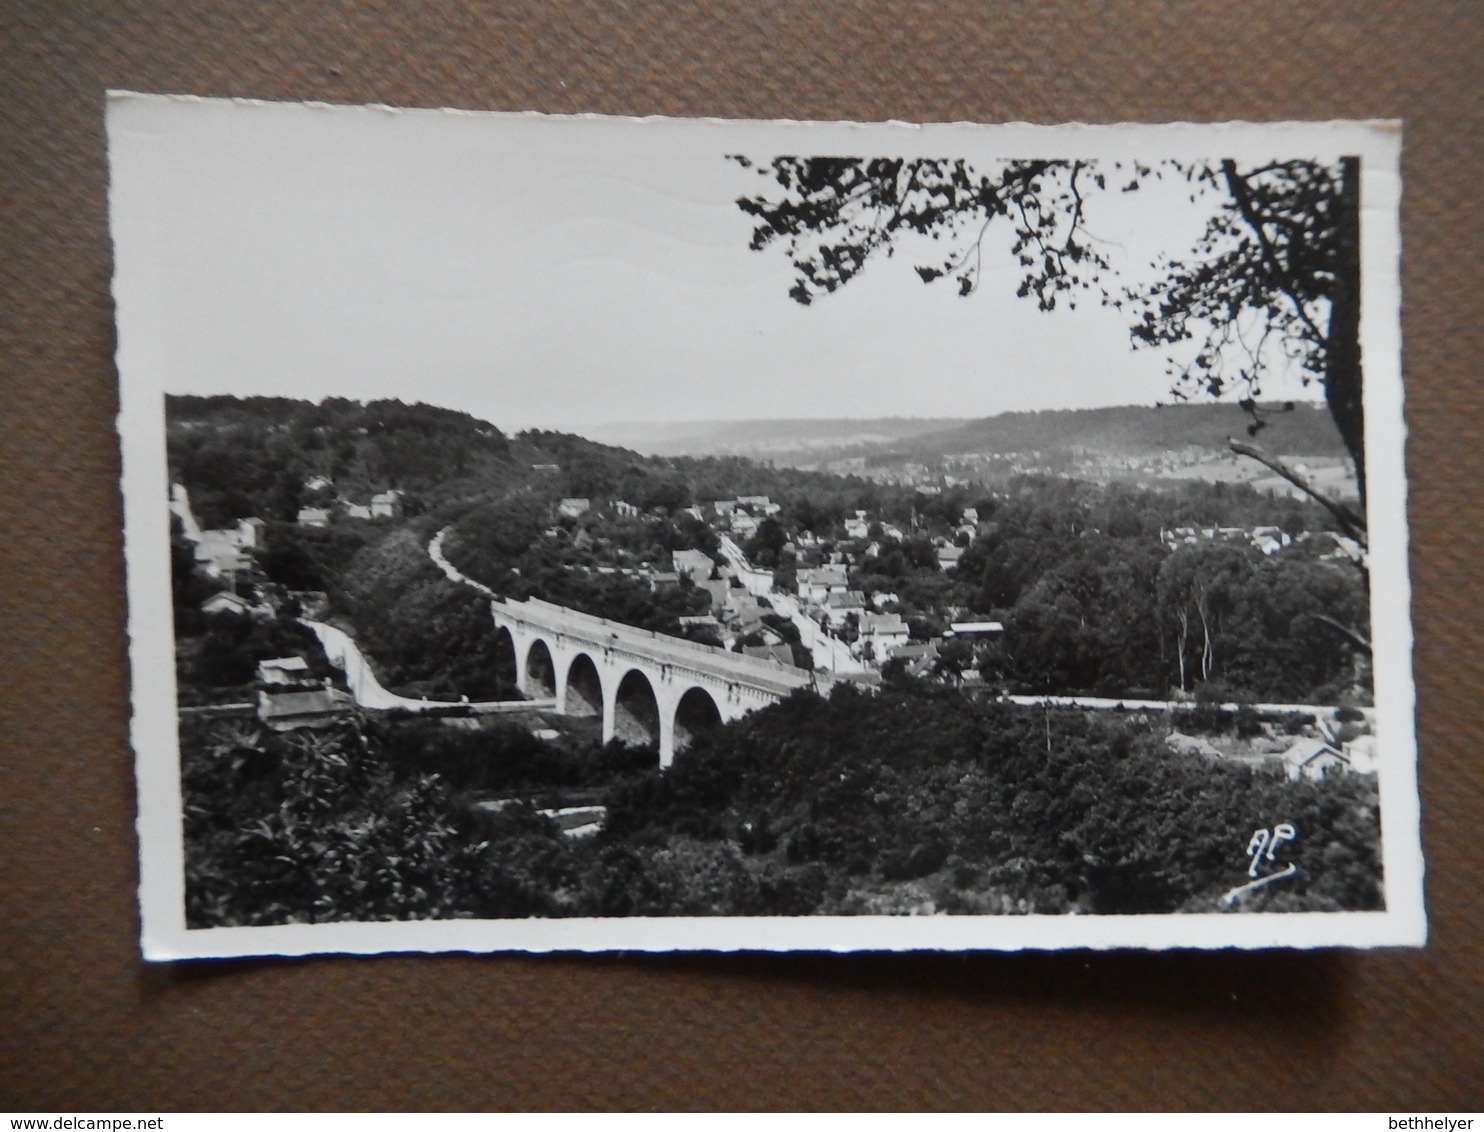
(733, 154, 1366, 501)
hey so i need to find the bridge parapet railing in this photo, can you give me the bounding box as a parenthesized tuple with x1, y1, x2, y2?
(493, 597, 814, 691)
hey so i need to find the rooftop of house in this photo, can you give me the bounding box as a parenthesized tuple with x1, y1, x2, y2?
(200, 590, 252, 611)
(259, 656, 309, 674)
(890, 641, 940, 660)
(1281, 738, 1347, 768)
(799, 565, 849, 585)
(948, 621, 1004, 636)
(742, 643, 795, 667)
(258, 688, 354, 722)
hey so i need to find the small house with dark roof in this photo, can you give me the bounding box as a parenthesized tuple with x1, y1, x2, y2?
(889, 639, 942, 678)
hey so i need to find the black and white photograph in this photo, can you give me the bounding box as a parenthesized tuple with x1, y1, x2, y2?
(110, 95, 1420, 957)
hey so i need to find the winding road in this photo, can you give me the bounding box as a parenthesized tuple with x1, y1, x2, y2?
(301, 618, 547, 714)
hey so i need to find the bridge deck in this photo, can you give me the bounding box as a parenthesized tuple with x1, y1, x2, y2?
(493, 597, 817, 695)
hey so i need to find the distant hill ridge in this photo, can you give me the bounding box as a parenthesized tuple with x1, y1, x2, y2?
(586, 402, 1346, 462)
(585, 416, 963, 456)
(892, 401, 1346, 460)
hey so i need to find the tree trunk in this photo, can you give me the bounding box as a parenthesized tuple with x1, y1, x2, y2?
(1197, 592, 1213, 682)
(1327, 155, 1365, 503)
(1176, 607, 1189, 692)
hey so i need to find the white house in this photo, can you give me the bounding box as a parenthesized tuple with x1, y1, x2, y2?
(1281, 738, 1350, 782)
(257, 656, 313, 686)
(797, 565, 849, 604)
(672, 548, 716, 583)
(824, 589, 866, 614)
(948, 621, 1004, 638)
(235, 517, 267, 549)
(370, 490, 403, 519)
(200, 590, 255, 617)
(857, 611, 909, 651)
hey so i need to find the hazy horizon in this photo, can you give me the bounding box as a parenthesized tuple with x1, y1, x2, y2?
(119, 101, 1346, 434)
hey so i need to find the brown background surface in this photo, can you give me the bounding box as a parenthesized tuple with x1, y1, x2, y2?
(2, 1, 1481, 1111)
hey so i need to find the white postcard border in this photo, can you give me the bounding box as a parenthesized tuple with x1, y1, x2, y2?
(109, 95, 1421, 959)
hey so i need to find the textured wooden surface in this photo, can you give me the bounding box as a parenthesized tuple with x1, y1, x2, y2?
(1, 2, 1481, 1111)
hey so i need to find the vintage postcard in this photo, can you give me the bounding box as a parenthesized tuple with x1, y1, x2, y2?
(110, 94, 1420, 958)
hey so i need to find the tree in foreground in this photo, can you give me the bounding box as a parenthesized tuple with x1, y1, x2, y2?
(731, 153, 1367, 522)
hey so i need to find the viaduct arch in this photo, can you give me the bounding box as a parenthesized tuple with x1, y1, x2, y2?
(492, 597, 819, 767)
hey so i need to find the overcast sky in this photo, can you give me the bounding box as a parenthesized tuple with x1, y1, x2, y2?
(113, 98, 1341, 435)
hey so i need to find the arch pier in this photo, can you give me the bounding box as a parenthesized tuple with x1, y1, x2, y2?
(494, 597, 817, 767)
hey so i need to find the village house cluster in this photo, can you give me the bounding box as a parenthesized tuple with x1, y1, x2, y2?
(542, 489, 1009, 686)
(175, 466, 1374, 788)
(172, 482, 329, 617)
(295, 480, 404, 527)
(523, 487, 1374, 785)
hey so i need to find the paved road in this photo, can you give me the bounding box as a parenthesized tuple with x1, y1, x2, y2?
(429, 526, 497, 597)
(999, 693, 1365, 721)
(300, 618, 540, 714)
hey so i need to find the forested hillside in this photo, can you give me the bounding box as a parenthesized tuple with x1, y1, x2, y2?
(580, 402, 1348, 469)
(181, 685, 1381, 926)
(167, 394, 523, 527)
(171, 393, 1381, 927)
(882, 401, 1347, 462)
(169, 394, 1365, 706)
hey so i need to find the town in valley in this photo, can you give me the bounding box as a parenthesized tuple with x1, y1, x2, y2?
(170, 394, 1380, 926)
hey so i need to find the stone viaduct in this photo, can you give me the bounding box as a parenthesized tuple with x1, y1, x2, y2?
(489, 597, 818, 767)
